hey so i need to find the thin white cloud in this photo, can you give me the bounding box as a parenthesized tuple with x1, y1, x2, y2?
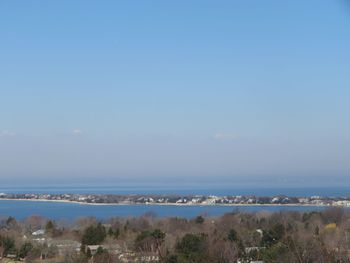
(72, 129, 83, 135)
(0, 130, 16, 137)
(213, 133, 238, 141)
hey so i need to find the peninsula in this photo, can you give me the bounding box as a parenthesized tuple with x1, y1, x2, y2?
(1, 193, 350, 207)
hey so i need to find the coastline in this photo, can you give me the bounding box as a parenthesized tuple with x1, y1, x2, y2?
(0, 198, 336, 207)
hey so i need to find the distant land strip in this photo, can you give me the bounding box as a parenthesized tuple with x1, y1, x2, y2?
(1, 193, 350, 207)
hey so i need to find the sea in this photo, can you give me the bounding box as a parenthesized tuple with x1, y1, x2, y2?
(0, 183, 350, 221)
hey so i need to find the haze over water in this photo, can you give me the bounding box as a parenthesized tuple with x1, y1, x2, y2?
(2, 180, 350, 197)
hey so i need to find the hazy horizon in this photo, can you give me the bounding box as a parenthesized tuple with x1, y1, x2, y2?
(1, 1, 350, 185)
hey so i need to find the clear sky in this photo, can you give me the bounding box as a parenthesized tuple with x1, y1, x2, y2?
(1, 1, 350, 185)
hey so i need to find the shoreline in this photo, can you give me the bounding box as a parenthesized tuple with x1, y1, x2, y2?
(0, 198, 339, 207)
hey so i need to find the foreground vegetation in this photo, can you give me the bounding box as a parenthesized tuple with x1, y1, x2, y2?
(1, 208, 350, 262)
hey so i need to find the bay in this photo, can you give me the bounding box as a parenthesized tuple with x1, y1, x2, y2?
(1, 184, 349, 221)
(0, 200, 335, 221)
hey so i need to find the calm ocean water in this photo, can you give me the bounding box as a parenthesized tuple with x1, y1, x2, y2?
(0, 200, 331, 221)
(0, 184, 349, 220)
(1, 184, 350, 197)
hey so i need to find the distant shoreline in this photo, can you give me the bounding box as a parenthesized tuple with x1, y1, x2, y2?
(0, 198, 338, 207)
(2, 192, 349, 208)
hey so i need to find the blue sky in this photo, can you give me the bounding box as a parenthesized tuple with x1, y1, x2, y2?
(1, 1, 350, 184)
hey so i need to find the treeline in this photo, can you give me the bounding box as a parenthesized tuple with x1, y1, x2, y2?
(1, 208, 350, 262)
